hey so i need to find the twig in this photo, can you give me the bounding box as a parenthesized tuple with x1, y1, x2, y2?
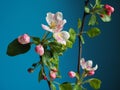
(77, 0, 90, 74)
(39, 56, 51, 90)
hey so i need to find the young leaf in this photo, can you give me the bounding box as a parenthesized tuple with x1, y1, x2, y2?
(59, 82, 72, 90)
(38, 68, 43, 82)
(88, 15, 97, 26)
(89, 78, 101, 89)
(7, 39, 31, 56)
(49, 41, 67, 55)
(66, 40, 73, 48)
(42, 50, 52, 68)
(85, 6, 90, 13)
(101, 14, 111, 22)
(78, 18, 82, 29)
(31, 36, 40, 45)
(73, 84, 86, 90)
(96, 0, 101, 6)
(69, 28, 76, 43)
(50, 83, 56, 90)
(86, 27, 101, 38)
(80, 35, 85, 44)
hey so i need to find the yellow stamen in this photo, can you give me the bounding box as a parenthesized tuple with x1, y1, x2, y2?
(50, 22, 56, 29)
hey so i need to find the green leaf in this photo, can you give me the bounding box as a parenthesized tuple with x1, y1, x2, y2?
(86, 27, 101, 38)
(101, 14, 111, 22)
(66, 40, 73, 48)
(38, 68, 43, 82)
(50, 83, 56, 90)
(69, 28, 76, 43)
(89, 78, 101, 89)
(96, 0, 101, 6)
(88, 15, 97, 26)
(78, 18, 82, 29)
(7, 39, 31, 56)
(80, 35, 85, 44)
(59, 82, 72, 90)
(49, 41, 66, 55)
(85, 6, 90, 13)
(42, 50, 53, 68)
(31, 36, 40, 45)
(73, 85, 82, 90)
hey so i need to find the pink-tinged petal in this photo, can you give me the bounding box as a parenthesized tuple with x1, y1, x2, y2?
(53, 31, 69, 45)
(86, 60, 93, 69)
(53, 32, 66, 45)
(80, 58, 86, 69)
(56, 12, 63, 21)
(41, 24, 53, 32)
(60, 31, 70, 40)
(46, 12, 55, 25)
(43, 12, 66, 33)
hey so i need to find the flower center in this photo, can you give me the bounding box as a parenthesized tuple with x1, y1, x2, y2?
(50, 22, 56, 29)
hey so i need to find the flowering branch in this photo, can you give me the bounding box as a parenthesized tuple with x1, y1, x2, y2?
(6, 0, 114, 90)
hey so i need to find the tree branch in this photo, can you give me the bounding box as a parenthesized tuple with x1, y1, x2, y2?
(77, 0, 90, 74)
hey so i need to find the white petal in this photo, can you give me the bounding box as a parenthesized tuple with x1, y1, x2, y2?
(46, 12, 55, 25)
(80, 58, 86, 69)
(41, 24, 53, 32)
(56, 12, 63, 21)
(86, 60, 93, 68)
(53, 32, 66, 45)
(93, 64, 98, 70)
(60, 31, 70, 41)
(63, 19, 67, 25)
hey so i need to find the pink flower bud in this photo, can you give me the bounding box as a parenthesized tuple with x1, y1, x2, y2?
(27, 68, 34, 73)
(18, 34, 30, 44)
(88, 70, 95, 76)
(35, 44, 44, 56)
(106, 10, 112, 16)
(104, 4, 110, 9)
(43, 76, 47, 80)
(110, 6, 114, 13)
(51, 68, 58, 72)
(50, 71, 56, 79)
(68, 71, 76, 78)
(104, 4, 114, 16)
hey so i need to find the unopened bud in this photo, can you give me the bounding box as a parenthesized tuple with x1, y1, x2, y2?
(35, 44, 44, 56)
(68, 71, 76, 78)
(27, 68, 34, 73)
(18, 34, 30, 44)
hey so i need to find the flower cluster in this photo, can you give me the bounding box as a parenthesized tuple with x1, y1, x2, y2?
(68, 58, 98, 78)
(80, 58, 98, 76)
(42, 12, 70, 45)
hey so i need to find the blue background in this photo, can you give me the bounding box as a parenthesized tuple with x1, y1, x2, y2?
(0, 0, 120, 90)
